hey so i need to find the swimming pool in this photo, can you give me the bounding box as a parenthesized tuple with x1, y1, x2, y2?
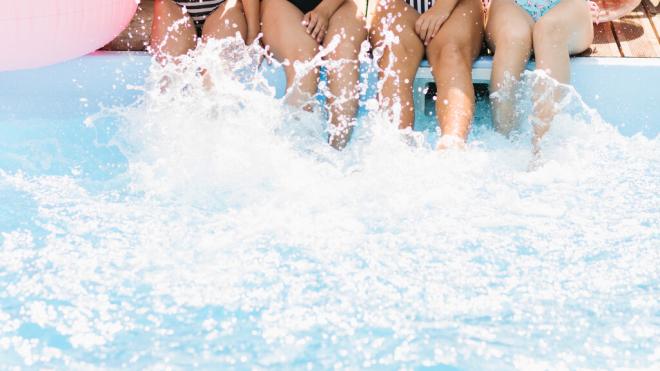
(0, 51, 659, 369)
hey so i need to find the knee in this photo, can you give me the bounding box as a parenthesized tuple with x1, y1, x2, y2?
(369, 2, 413, 41)
(324, 32, 365, 60)
(493, 24, 532, 50)
(533, 16, 566, 47)
(390, 40, 424, 61)
(326, 41, 361, 61)
(373, 29, 423, 65)
(295, 46, 320, 62)
(427, 42, 471, 69)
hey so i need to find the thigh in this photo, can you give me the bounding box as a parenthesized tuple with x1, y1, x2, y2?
(261, 0, 319, 61)
(151, 0, 197, 58)
(324, 0, 368, 58)
(201, 0, 247, 42)
(485, 0, 534, 51)
(369, 0, 424, 75)
(537, 0, 593, 54)
(427, 0, 484, 60)
(369, 0, 421, 47)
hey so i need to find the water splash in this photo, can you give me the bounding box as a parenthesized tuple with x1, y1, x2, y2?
(0, 38, 659, 369)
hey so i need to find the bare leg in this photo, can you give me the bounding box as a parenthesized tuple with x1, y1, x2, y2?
(150, 0, 197, 63)
(262, 0, 320, 108)
(201, 0, 247, 42)
(531, 0, 593, 143)
(486, 0, 534, 135)
(426, 0, 484, 149)
(324, 0, 368, 149)
(198, 0, 248, 89)
(369, 0, 424, 130)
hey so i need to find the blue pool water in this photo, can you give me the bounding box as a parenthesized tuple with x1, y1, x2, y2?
(0, 45, 659, 369)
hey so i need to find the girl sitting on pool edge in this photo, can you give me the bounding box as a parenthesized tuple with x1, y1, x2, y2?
(367, 0, 484, 150)
(150, 0, 260, 63)
(261, 0, 368, 150)
(486, 0, 594, 151)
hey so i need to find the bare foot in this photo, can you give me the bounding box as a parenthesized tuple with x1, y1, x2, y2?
(328, 125, 354, 150)
(530, 114, 549, 156)
(436, 135, 466, 151)
(528, 150, 544, 171)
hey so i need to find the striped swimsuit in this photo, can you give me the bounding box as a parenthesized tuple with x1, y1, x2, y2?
(406, 0, 435, 13)
(174, 0, 225, 31)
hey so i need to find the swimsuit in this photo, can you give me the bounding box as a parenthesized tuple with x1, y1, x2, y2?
(288, 0, 323, 13)
(406, 0, 435, 13)
(405, 0, 559, 23)
(514, 0, 561, 20)
(174, 0, 225, 32)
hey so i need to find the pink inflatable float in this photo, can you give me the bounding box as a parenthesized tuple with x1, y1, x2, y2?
(593, 0, 642, 22)
(0, 0, 138, 71)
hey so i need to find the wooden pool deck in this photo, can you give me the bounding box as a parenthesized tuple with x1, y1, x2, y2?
(583, 0, 660, 57)
(104, 0, 660, 59)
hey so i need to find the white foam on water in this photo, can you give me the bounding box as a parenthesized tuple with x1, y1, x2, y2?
(0, 38, 659, 369)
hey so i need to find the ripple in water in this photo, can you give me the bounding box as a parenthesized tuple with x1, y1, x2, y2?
(0, 39, 659, 369)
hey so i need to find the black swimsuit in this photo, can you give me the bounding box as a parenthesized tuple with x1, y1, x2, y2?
(289, 0, 323, 13)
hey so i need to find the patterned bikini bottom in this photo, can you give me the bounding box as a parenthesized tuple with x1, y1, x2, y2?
(514, 0, 562, 20)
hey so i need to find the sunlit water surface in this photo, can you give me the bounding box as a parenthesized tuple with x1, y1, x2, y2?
(1, 41, 659, 369)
